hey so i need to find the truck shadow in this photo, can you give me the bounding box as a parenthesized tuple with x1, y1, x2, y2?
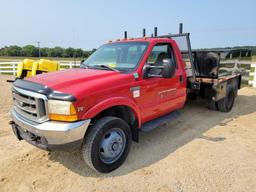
(48, 91, 256, 178)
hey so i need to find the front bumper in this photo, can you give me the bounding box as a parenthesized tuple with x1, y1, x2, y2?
(10, 109, 91, 151)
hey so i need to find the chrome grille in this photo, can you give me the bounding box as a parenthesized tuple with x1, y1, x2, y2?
(12, 87, 49, 123)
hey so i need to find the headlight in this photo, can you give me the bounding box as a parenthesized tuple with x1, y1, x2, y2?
(48, 100, 78, 122)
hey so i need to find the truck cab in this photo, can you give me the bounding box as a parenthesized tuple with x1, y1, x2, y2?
(10, 27, 241, 173)
(80, 37, 187, 123)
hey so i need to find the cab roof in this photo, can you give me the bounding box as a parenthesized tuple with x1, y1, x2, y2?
(108, 37, 174, 44)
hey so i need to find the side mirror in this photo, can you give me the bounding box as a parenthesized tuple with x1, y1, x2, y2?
(162, 59, 176, 78)
(143, 58, 176, 79)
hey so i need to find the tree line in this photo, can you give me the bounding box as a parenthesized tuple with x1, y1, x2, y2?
(0, 45, 96, 58)
(0, 44, 255, 58)
(197, 46, 256, 55)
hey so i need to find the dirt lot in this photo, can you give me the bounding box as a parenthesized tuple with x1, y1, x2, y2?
(0, 75, 255, 192)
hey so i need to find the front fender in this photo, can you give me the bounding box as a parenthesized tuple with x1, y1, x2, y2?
(81, 97, 142, 127)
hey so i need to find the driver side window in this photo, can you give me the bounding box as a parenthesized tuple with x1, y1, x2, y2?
(147, 43, 176, 75)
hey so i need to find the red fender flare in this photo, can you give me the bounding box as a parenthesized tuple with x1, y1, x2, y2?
(82, 97, 142, 127)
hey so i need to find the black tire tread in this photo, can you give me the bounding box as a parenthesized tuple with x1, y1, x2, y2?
(217, 98, 227, 112)
(207, 100, 218, 111)
(217, 85, 235, 112)
(81, 116, 131, 173)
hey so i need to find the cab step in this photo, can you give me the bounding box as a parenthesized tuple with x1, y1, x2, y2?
(141, 110, 180, 132)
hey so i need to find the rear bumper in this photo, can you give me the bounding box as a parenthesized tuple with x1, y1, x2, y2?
(10, 109, 91, 151)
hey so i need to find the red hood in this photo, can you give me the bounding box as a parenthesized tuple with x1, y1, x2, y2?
(27, 68, 133, 99)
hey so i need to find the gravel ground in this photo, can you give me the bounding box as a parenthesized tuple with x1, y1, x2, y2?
(0, 75, 256, 192)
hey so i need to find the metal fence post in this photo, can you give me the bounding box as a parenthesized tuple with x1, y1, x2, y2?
(70, 62, 72, 69)
(249, 62, 256, 87)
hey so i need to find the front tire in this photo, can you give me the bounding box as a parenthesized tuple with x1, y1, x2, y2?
(81, 116, 132, 173)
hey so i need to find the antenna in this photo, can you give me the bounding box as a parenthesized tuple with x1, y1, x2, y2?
(37, 41, 41, 58)
(72, 29, 76, 68)
(142, 28, 146, 37)
(124, 31, 127, 39)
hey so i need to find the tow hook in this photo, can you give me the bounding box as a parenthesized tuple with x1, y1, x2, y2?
(9, 121, 23, 140)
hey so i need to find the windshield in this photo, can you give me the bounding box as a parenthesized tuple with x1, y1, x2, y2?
(81, 42, 148, 72)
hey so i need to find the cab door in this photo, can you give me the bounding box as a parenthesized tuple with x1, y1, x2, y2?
(139, 42, 183, 121)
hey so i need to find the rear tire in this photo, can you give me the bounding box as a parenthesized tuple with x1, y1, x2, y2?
(81, 116, 132, 173)
(187, 92, 197, 101)
(207, 100, 218, 111)
(217, 85, 235, 112)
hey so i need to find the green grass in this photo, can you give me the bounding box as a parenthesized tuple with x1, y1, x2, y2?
(252, 56, 256, 62)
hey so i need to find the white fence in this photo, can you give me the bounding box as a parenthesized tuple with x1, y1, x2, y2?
(220, 60, 252, 82)
(249, 63, 256, 87)
(0, 61, 80, 75)
(0, 60, 256, 87)
(0, 62, 17, 75)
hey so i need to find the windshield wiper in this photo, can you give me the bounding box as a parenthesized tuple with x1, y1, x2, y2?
(80, 64, 89, 69)
(93, 64, 120, 72)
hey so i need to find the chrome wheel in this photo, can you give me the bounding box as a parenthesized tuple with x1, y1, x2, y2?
(99, 128, 126, 164)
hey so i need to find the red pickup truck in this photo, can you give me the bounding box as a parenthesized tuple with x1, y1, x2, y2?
(10, 25, 241, 173)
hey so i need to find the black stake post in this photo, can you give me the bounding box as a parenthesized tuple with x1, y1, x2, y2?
(124, 31, 127, 39)
(179, 23, 183, 34)
(143, 28, 146, 37)
(154, 27, 158, 37)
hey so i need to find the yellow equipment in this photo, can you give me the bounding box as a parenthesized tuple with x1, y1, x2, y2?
(16, 59, 35, 78)
(31, 59, 60, 76)
(16, 59, 60, 78)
